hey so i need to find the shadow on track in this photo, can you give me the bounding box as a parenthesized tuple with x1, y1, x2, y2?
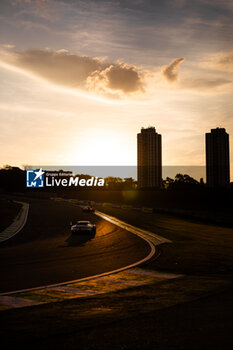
(65, 232, 96, 247)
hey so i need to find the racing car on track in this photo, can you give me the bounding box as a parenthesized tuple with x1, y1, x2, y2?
(82, 206, 95, 213)
(70, 220, 96, 235)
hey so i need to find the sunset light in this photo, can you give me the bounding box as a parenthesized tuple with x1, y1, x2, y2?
(70, 129, 135, 166)
(1, 2, 233, 349)
(0, 0, 232, 171)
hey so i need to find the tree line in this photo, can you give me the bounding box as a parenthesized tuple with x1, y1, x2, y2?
(0, 165, 204, 192)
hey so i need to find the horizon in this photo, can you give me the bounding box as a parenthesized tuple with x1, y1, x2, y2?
(0, 164, 207, 183)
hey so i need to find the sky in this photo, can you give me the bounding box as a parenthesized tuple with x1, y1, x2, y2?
(0, 0, 233, 179)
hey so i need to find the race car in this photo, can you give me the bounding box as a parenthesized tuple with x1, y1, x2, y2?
(82, 206, 95, 213)
(70, 220, 96, 235)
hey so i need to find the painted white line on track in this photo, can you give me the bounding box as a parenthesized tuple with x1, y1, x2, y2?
(0, 201, 29, 243)
(0, 206, 171, 296)
(0, 241, 155, 296)
(95, 210, 171, 245)
(48, 286, 99, 295)
(127, 269, 180, 279)
(0, 296, 43, 308)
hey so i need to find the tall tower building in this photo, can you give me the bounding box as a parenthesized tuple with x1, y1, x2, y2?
(137, 127, 162, 188)
(206, 128, 230, 187)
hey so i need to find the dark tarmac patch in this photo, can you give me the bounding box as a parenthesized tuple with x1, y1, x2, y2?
(65, 232, 96, 247)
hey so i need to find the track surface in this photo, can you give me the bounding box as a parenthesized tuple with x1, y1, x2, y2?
(0, 198, 150, 293)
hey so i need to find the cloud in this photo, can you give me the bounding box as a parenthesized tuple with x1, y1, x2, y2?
(181, 78, 232, 91)
(2, 44, 15, 49)
(203, 50, 233, 72)
(1, 48, 144, 97)
(87, 64, 144, 94)
(162, 57, 184, 82)
(12, 0, 47, 3)
(196, 0, 233, 12)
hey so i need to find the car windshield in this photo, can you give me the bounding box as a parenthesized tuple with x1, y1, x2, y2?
(77, 221, 90, 225)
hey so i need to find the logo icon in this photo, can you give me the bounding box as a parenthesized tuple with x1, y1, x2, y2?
(26, 169, 45, 188)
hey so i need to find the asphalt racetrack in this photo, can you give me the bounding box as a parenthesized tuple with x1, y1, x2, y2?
(0, 198, 151, 293)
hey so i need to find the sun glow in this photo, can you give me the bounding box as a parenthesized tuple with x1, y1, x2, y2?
(70, 129, 134, 166)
